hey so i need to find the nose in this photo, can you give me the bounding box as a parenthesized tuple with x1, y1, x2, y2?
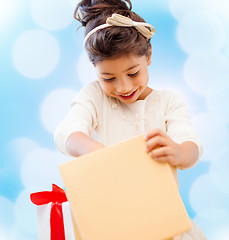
(116, 78, 133, 94)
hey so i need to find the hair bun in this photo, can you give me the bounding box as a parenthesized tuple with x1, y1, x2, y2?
(75, 0, 132, 26)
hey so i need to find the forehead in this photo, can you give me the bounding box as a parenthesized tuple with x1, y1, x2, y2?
(95, 54, 147, 73)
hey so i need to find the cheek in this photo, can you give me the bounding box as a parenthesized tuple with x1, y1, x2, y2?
(142, 70, 149, 83)
(137, 73, 148, 86)
(99, 81, 113, 93)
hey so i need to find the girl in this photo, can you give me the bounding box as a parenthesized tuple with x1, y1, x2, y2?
(55, 0, 206, 239)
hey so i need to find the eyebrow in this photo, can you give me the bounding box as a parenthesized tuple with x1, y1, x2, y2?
(101, 64, 140, 75)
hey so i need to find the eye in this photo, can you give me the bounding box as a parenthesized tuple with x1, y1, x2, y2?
(128, 71, 139, 77)
(103, 77, 115, 82)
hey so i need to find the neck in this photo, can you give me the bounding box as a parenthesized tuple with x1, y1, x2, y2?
(138, 87, 153, 100)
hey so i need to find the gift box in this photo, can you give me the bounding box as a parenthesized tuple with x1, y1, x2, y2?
(30, 184, 81, 240)
(59, 135, 192, 240)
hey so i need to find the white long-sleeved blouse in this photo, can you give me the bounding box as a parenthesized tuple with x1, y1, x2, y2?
(54, 81, 202, 163)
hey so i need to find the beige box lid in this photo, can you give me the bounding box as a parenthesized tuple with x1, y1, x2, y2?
(59, 135, 191, 240)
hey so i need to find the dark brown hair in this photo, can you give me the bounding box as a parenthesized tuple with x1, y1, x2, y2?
(74, 0, 152, 65)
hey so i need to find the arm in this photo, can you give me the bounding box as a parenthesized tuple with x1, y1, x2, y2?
(145, 129, 199, 169)
(54, 82, 105, 156)
(66, 131, 105, 157)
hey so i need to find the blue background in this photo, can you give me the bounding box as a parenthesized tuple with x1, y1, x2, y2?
(1, 0, 229, 239)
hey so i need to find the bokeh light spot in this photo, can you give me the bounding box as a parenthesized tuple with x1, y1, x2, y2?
(0, 196, 15, 231)
(12, 29, 60, 79)
(14, 190, 37, 235)
(0, 0, 18, 29)
(184, 53, 229, 96)
(206, 85, 229, 122)
(20, 148, 70, 192)
(210, 149, 229, 195)
(31, 0, 73, 31)
(40, 88, 78, 134)
(77, 51, 97, 86)
(169, 0, 216, 21)
(190, 174, 228, 220)
(191, 112, 229, 161)
(177, 11, 225, 56)
(10, 138, 39, 163)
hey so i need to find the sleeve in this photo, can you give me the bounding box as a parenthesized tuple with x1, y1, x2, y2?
(163, 91, 203, 167)
(54, 82, 102, 155)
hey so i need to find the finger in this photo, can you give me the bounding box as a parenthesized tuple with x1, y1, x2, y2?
(146, 136, 167, 152)
(145, 128, 164, 140)
(148, 149, 166, 160)
(150, 146, 169, 158)
(150, 154, 173, 164)
(148, 150, 176, 166)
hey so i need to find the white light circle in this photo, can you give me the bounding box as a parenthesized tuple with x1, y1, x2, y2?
(0, 0, 15, 29)
(189, 174, 228, 220)
(12, 29, 60, 79)
(224, 38, 229, 59)
(40, 88, 77, 134)
(31, 0, 73, 31)
(76, 51, 97, 86)
(215, 0, 229, 28)
(20, 148, 66, 192)
(193, 215, 228, 240)
(215, 1, 229, 59)
(0, 228, 7, 240)
(206, 85, 229, 122)
(10, 138, 39, 163)
(191, 113, 229, 161)
(14, 190, 37, 235)
(0, 196, 15, 230)
(209, 149, 229, 195)
(10, 228, 37, 240)
(135, 0, 168, 10)
(168, 0, 216, 21)
(177, 12, 225, 56)
(68, 0, 80, 10)
(217, 224, 229, 240)
(10, 229, 37, 240)
(184, 53, 229, 96)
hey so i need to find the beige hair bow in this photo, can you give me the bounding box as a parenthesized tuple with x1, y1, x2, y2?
(83, 13, 155, 47)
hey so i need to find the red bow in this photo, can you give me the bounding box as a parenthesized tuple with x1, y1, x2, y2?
(30, 184, 68, 240)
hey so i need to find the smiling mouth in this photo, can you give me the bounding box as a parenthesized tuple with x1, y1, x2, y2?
(119, 89, 138, 100)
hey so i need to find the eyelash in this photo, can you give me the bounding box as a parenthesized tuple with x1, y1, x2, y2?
(103, 71, 139, 82)
(128, 71, 139, 77)
(103, 77, 116, 82)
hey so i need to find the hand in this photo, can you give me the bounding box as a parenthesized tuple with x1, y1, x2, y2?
(145, 129, 181, 167)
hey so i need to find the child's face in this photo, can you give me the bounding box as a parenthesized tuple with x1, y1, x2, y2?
(95, 53, 151, 104)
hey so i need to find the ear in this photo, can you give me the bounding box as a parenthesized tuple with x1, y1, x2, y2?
(147, 45, 152, 65)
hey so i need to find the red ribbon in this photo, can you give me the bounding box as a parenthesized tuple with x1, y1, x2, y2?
(30, 184, 68, 240)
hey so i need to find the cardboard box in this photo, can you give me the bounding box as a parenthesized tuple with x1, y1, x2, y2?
(59, 135, 191, 240)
